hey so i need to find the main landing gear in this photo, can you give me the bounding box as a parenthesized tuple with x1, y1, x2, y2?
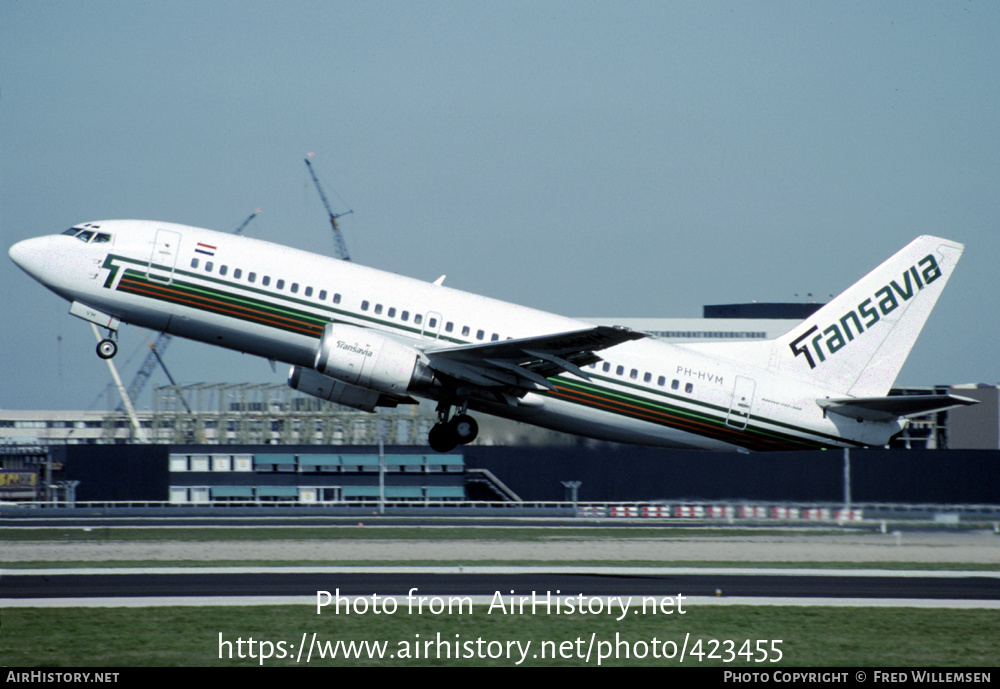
(428, 402, 479, 452)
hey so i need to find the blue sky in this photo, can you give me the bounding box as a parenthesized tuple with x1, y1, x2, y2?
(2, 1, 998, 410)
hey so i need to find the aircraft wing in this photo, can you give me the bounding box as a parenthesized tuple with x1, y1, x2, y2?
(817, 394, 979, 422)
(423, 325, 644, 392)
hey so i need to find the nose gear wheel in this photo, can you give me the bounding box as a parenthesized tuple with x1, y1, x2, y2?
(97, 339, 118, 359)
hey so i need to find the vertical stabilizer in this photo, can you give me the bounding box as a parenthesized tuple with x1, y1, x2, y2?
(772, 236, 963, 397)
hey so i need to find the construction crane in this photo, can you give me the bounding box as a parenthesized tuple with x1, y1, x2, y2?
(117, 210, 260, 412)
(304, 154, 352, 261)
(232, 209, 260, 236)
(117, 331, 191, 414)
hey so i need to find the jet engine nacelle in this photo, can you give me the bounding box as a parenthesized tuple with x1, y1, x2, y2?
(288, 365, 382, 412)
(314, 323, 435, 395)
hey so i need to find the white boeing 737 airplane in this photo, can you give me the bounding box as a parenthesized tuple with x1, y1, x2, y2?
(9, 221, 976, 452)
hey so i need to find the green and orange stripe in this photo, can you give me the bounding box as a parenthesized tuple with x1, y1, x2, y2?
(547, 377, 842, 451)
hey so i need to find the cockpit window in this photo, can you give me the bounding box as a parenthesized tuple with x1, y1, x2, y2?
(62, 227, 113, 243)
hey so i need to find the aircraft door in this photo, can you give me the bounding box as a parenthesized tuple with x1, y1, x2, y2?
(148, 228, 181, 284)
(726, 375, 756, 430)
(421, 311, 443, 340)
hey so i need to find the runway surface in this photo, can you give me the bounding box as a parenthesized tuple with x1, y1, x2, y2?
(5, 566, 1000, 602)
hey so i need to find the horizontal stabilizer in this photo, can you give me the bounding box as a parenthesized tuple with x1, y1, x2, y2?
(817, 394, 979, 422)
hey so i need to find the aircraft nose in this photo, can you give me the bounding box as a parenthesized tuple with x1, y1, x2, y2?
(9, 236, 48, 279)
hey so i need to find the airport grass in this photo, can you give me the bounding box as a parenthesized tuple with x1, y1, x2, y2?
(4, 524, 998, 570)
(2, 605, 997, 667)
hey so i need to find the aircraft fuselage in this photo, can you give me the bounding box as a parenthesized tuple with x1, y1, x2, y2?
(11, 220, 963, 452)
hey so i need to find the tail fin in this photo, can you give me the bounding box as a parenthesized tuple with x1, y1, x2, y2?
(772, 236, 963, 397)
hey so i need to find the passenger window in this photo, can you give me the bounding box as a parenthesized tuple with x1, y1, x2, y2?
(644, 372, 652, 383)
(248, 272, 256, 283)
(414, 314, 423, 325)
(685, 383, 694, 393)
(429, 317, 437, 328)
(388, 307, 396, 318)
(262, 276, 270, 286)
(291, 283, 299, 293)
(491, 333, 499, 341)
(234, 268, 242, 279)
(671, 380, 679, 390)
(445, 322, 454, 332)
(206, 261, 214, 272)
(190, 258, 200, 269)
(276, 279, 285, 290)
(305, 286, 313, 297)
(219, 265, 228, 276)
(401, 310, 409, 321)
(361, 300, 370, 311)
(462, 326, 470, 337)
(630, 369, 638, 380)
(476, 329, 484, 340)
(616, 365, 624, 376)
(333, 293, 341, 304)
(602, 362, 610, 373)
(657, 375, 665, 386)
(319, 289, 326, 300)
(374, 304, 383, 315)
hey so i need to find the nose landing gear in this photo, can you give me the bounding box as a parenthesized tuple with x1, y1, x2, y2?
(68, 302, 121, 359)
(96, 337, 118, 359)
(428, 403, 479, 452)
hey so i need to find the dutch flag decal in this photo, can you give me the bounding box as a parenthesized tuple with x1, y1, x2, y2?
(195, 242, 217, 256)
